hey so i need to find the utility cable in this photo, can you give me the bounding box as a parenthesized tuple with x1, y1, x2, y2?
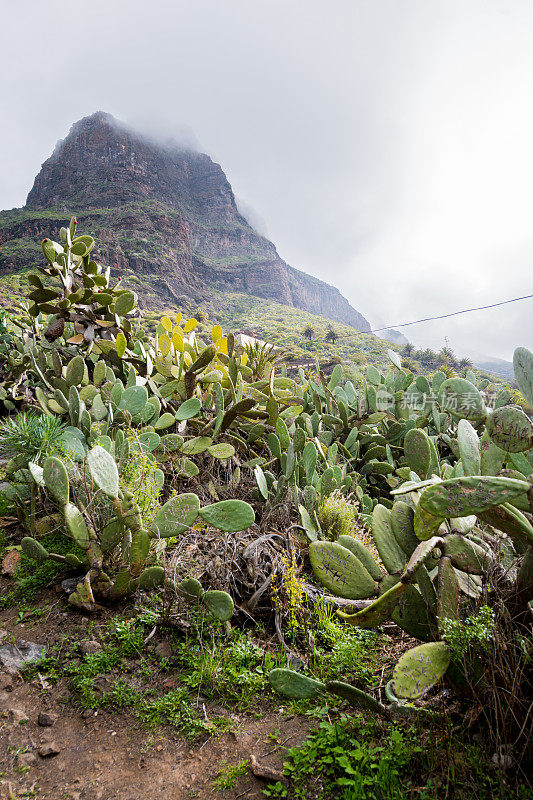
(368, 293, 533, 334)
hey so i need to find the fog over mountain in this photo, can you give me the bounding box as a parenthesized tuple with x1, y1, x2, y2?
(2, 0, 532, 359)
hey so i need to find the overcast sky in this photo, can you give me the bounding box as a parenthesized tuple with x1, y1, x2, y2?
(2, 0, 532, 360)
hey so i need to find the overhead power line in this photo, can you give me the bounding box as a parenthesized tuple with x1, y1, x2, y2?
(368, 292, 533, 334)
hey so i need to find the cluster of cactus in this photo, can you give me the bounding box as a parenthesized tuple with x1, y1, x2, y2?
(269, 345, 533, 710)
(270, 639, 451, 718)
(0, 313, 34, 412)
(4, 220, 533, 716)
(177, 577, 234, 622)
(29, 216, 137, 349)
(20, 445, 254, 611)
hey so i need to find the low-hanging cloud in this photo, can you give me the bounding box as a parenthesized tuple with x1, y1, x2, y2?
(1, 0, 532, 361)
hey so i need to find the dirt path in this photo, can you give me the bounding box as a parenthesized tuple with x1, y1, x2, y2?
(1, 679, 308, 799)
(0, 587, 314, 800)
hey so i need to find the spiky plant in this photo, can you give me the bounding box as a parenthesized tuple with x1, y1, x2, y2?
(243, 340, 283, 379)
(0, 411, 66, 463)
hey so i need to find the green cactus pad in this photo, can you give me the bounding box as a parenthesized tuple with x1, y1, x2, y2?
(309, 541, 377, 599)
(392, 585, 439, 641)
(175, 458, 199, 478)
(178, 577, 205, 598)
(207, 443, 235, 460)
(137, 565, 165, 590)
(477, 503, 533, 546)
(387, 348, 402, 369)
(254, 465, 269, 500)
(413, 503, 444, 541)
(371, 505, 406, 574)
(87, 445, 119, 499)
(65, 553, 86, 569)
(450, 515, 477, 534)
(513, 346, 533, 408)
(203, 589, 234, 621)
(93, 360, 107, 387)
(390, 501, 419, 555)
(392, 477, 441, 497)
(391, 642, 450, 699)
(109, 569, 136, 599)
(415, 564, 437, 614)
(267, 433, 282, 460)
(486, 407, 533, 453)
(114, 290, 137, 316)
(154, 412, 175, 430)
(199, 499, 255, 532)
(100, 519, 123, 553)
(336, 535, 382, 580)
(28, 462, 44, 486)
(457, 419, 481, 476)
(366, 365, 381, 385)
(118, 385, 149, 416)
(59, 429, 88, 462)
(160, 434, 184, 452)
(401, 536, 444, 581)
(438, 378, 486, 422)
(138, 433, 161, 452)
(64, 503, 91, 549)
(43, 456, 69, 505)
(419, 475, 530, 518)
(338, 580, 407, 628)
(153, 493, 200, 537)
(65, 355, 85, 388)
(325, 681, 390, 716)
(437, 556, 460, 621)
(268, 669, 325, 699)
(298, 506, 320, 542)
(404, 428, 432, 479)
(180, 436, 213, 455)
(21, 537, 49, 564)
(130, 530, 151, 575)
(302, 441, 318, 482)
(443, 534, 488, 575)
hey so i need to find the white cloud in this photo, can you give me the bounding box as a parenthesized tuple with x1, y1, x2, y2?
(1, 0, 531, 360)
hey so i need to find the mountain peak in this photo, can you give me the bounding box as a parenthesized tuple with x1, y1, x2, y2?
(25, 111, 233, 215)
(5, 113, 371, 332)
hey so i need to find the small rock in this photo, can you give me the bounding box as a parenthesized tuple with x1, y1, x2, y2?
(155, 640, 172, 660)
(0, 629, 8, 642)
(8, 707, 29, 724)
(18, 751, 37, 768)
(61, 576, 82, 594)
(0, 640, 46, 674)
(2, 549, 20, 577)
(79, 640, 102, 655)
(38, 711, 56, 727)
(38, 742, 60, 758)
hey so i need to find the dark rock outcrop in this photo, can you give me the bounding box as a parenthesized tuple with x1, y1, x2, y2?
(1, 112, 370, 331)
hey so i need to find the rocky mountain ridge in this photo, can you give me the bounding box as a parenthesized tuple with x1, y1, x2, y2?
(0, 112, 370, 332)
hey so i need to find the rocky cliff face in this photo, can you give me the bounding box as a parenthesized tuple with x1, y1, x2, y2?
(1, 112, 370, 332)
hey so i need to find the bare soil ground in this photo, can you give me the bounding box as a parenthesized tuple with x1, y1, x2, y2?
(0, 581, 315, 800)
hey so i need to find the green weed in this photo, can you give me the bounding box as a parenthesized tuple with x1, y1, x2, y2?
(212, 759, 250, 790)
